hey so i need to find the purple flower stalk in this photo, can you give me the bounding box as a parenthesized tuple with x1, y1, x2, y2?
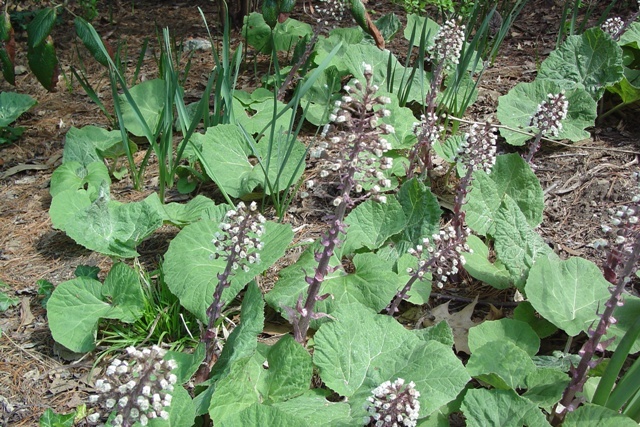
(365, 378, 421, 427)
(525, 92, 568, 164)
(408, 18, 466, 177)
(196, 202, 265, 380)
(551, 172, 640, 425)
(388, 123, 496, 314)
(87, 345, 177, 427)
(290, 63, 394, 343)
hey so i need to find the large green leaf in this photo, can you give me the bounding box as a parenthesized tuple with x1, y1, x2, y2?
(49, 161, 111, 198)
(265, 250, 400, 328)
(271, 391, 352, 426)
(562, 403, 638, 426)
(538, 28, 623, 100)
(525, 256, 611, 336)
(468, 319, 540, 357)
(118, 79, 166, 137)
(101, 262, 145, 323)
(461, 388, 551, 427)
(522, 368, 569, 411)
(74, 17, 109, 66)
(492, 196, 556, 288)
(47, 263, 145, 352)
(607, 67, 640, 104)
(243, 13, 313, 54)
(62, 126, 123, 166)
(342, 43, 430, 104)
(209, 355, 267, 422)
(461, 235, 512, 290)
(163, 216, 293, 322)
(49, 188, 93, 230)
(192, 125, 261, 198)
(27, 35, 58, 91)
(0, 92, 36, 127)
(343, 198, 406, 253)
(394, 178, 442, 253)
(464, 154, 544, 235)
(313, 303, 469, 418)
(403, 13, 439, 47)
(497, 80, 596, 146)
(56, 192, 164, 258)
(27, 8, 57, 48)
(233, 90, 293, 136)
(218, 403, 307, 427)
(466, 340, 536, 390)
(265, 335, 313, 403)
(148, 385, 196, 427)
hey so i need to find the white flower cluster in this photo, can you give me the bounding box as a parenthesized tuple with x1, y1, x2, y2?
(406, 226, 470, 289)
(457, 122, 497, 174)
(601, 17, 624, 38)
(365, 378, 421, 427)
(87, 345, 178, 426)
(413, 112, 443, 152)
(211, 201, 265, 272)
(602, 172, 640, 253)
(530, 92, 568, 137)
(320, 63, 394, 205)
(315, 0, 346, 24)
(430, 18, 466, 70)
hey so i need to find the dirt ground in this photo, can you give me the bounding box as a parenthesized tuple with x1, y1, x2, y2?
(1, 0, 639, 425)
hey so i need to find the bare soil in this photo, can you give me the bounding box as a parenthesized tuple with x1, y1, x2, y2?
(1, 0, 639, 425)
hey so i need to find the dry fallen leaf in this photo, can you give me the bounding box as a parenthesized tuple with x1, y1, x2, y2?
(19, 297, 34, 328)
(423, 296, 480, 354)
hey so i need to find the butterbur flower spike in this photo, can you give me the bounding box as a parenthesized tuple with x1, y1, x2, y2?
(292, 63, 393, 343)
(430, 18, 466, 70)
(530, 92, 568, 138)
(601, 17, 625, 39)
(365, 378, 421, 427)
(526, 92, 568, 164)
(198, 202, 266, 380)
(87, 345, 177, 427)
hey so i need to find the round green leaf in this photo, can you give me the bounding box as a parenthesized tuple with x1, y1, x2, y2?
(0, 92, 36, 127)
(525, 257, 611, 336)
(497, 80, 596, 146)
(164, 217, 293, 322)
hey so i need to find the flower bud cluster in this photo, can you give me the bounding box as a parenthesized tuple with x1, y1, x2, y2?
(410, 112, 444, 172)
(601, 17, 625, 38)
(365, 378, 421, 427)
(406, 226, 471, 289)
(602, 172, 640, 255)
(457, 122, 497, 174)
(530, 92, 568, 137)
(87, 345, 177, 426)
(430, 18, 466, 70)
(315, 0, 346, 24)
(320, 63, 394, 206)
(210, 201, 265, 272)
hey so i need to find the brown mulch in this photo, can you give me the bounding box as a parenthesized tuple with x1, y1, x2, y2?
(1, 0, 640, 425)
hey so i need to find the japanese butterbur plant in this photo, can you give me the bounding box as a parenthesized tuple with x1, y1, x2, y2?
(551, 172, 640, 425)
(408, 17, 466, 177)
(365, 378, 421, 427)
(388, 122, 496, 314)
(288, 63, 394, 343)
(196, 201, 265, 380)
(87, 345, 177, 427)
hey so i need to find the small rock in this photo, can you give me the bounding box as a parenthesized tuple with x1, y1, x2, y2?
(183, 38, 212, 52)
